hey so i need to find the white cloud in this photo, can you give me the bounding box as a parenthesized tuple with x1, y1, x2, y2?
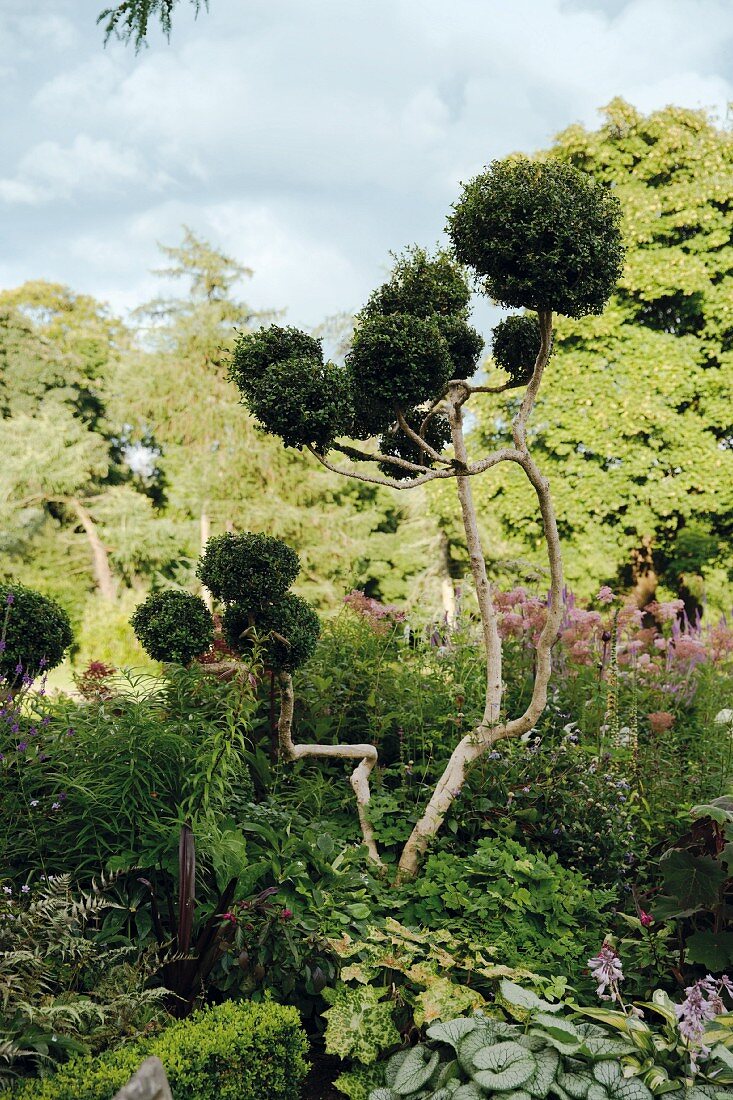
(0, 0, 731, 326)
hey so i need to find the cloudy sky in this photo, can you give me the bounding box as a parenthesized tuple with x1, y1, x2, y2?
(1, 0, 732, 335)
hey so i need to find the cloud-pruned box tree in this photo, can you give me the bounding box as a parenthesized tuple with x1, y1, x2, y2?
(224, 155, 622, 881)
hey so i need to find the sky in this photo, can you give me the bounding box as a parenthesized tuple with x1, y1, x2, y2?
(1, 0, 732, 337)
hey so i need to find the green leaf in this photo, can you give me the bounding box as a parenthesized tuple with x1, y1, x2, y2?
(531, 1014, 582, 1053)
(386, 1052, 412, 1088)
(471, 1041, 537, 1092)
(575, 1023, 635, 1059)
(427, 1019, 482, 1050)
(453, 1086, 484, 1100)
(369, 1091, 397, 1100)
(555, 1066, 595, 1100)
(690, 805, 733, 824)
(592, 1060, 653, 1100)
(686, 932, 733, 971)
(499, 980, 562, 1020)
(393, 1046, 442, 1096)
(658, 850, 726, 914)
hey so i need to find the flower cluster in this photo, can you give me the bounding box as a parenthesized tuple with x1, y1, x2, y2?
(675, 975, 733, 1057)
(343, 590, 407, 634)
(588, 941, 624, 1002)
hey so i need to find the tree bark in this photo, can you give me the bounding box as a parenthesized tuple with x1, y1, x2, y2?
(70, 498, 116, 602)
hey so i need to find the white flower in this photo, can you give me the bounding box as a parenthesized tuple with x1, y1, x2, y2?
(715, 709, 733, 725)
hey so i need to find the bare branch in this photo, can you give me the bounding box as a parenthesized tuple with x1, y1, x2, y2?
(277, 672, 382, 866)
(331, 442, 432, 475)
(395, 407, 452, 465)
(512, 309, 553, 450)
(307, 446, 445, 490)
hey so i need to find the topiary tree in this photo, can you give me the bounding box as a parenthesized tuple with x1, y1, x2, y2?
(0, 583, 74, 680)
(130, 589, 214, 665)
(227, 157, 624, 881)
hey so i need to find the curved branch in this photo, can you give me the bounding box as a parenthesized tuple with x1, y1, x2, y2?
(307, 446, 446, 490)
(331, 442, 432, 475)
(277, 672, 382, 866)
(512, 309, 553, 450)
(395, 407, 452, 465)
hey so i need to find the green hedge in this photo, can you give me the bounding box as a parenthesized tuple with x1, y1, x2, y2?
(5, 1000, 309, 1100)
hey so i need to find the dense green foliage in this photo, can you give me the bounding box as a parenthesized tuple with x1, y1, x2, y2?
(197, 531, 300, 607)
(0, 583, 73, 678)
(5, 999, 308, 1099)
(131, 590, 213, 663)
(448, 156, 624, 316)
(490, 315, 546, 388)
(475, 102, 733, 610)
(224, 591, 321, 671)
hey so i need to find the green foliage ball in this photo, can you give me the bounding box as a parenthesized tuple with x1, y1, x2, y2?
(347, 314, 451, 437)
(224, 593, 321, 672)
(245, 356, 353, 452)
(378, 411, 452, 481)
(197, 532, 300, 607)
(360, 246, 471, 321)
(447, 156, 624, 317)
(130, 590, 214, 664)
(436, 315, 484, 379)
(0, 583, 73, 679)
(229, 325, 323, 397)
(491, 314, 550, 387)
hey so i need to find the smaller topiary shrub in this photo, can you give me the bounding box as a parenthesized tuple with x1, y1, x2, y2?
(4, 999, 309, 1100)
(130, 590, 213, 664)
(223, 591, 321, 672)
(491, 314, 548, 388)
(196, 532, 300, 607)
(0, 583, 73, 679)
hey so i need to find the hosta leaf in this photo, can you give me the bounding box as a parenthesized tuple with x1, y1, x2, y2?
(575, 1023, 635, 1059)
(472, 1041, 537, 1092)
(428, 1019, 482, 1050)
(394, 1046, 441, 1096)
(531, 1014, 582, 1053)
(711, 1045, 733, 1073)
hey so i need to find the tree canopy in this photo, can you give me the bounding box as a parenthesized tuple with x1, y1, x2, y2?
(472, 100, 733, 614)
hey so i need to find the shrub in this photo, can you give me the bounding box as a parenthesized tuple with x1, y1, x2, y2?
(130, 590, 213, 664)
(359, 246, 472, 321)
(5, 999, 309, 1100)
(447, 156, 624, 317)
(224, 592, 321, 672)
(0, 583, 73, 679)
(244, 355, 353, 452)
(491, 314, 547, 387)
(347, 314, 452, 436)
(228, 324, 323, 396)
(196, 532, 300, 608)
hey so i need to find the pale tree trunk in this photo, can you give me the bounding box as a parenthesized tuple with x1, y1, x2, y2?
(281, 310, 565, 883)
(277, 672, 382, 866)
(396, 311, 563, 882)
(70, 498, 116, 602)
(200, 509, 213, 611)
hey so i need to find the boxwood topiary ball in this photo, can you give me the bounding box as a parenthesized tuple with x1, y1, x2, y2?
(378, 411, 452, 481)
(447, 156, 624, 317)
(347, 314, 452, 436)
(491, 314, 550, 387)
(360, 246, 472, 321)
(197, 532, 300, 607)
(223, 593, 320, 672)
(229, 325, 323, 398)
(0, 583, 73, 679)
(436, 315, 484, 380)
(130, 590, 214, 665)
(245, 356, 354, 452)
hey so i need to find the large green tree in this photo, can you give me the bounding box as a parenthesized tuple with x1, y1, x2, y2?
(473, 100, 733, 614)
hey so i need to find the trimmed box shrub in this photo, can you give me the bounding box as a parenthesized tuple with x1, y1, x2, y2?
(4, 999, 309, 1100)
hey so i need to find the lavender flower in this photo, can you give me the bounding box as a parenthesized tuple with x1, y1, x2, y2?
(20, 885, 29, 894)
(588, 943, 624, 1001)
(675, 976, 732, 1053)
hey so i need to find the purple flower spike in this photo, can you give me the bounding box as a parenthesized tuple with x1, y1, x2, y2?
(6, 592, 14, 606)
(17, 741, 27, 752)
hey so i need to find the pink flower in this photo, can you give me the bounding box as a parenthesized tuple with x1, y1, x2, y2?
(640, 911, 654, 927)
(648, 711, 674, 734)
(596, 586, 615, 605)
(280, 908, 293, 921)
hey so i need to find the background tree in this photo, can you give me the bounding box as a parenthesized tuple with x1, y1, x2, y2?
(471, 100, 733, 617)
(228, 157, 624, 880)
